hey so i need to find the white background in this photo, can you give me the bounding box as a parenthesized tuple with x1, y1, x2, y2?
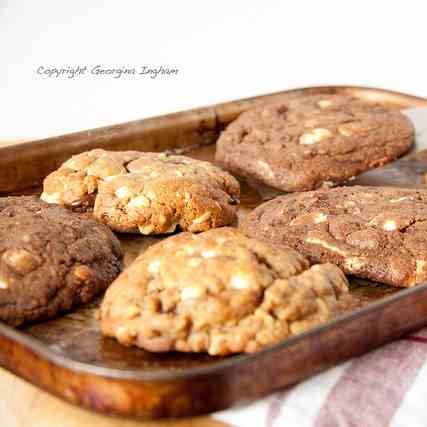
(1, 0, 426, 140)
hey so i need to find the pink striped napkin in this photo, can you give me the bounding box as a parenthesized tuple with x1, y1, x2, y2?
(214, 328, 427, 427)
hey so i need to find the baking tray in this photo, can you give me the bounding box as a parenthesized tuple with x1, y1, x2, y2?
(1, 86, 427, 420)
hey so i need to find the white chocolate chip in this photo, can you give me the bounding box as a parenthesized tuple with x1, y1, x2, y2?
(187, 258, 202, 267)
(390, 197, 410, 203)
(230, 274, 250, 290)
(305, 237, 347, 256)
(201, 250, 217, 258)
(256, 161, 275, 179)
(181, 286, 204, 300)
(138, 224, 155, 235)
(290, 212, 328, 226)
(317, 100, 332, 108)
(127, 195, 151, 208)
(344, 257, 367, 270)
(185, 246, 196, 256)
(383, 220, 397, 231)
(0, 278, 8, 289)
(147, 259, 161, 275)
(115, 186, 132, 199)
(313, 213, 328, 223)
(193, 211, 212, 224)
(40, 192, 61, 204)
(344, 200, 356, 207)
(300, 128, 333, 145)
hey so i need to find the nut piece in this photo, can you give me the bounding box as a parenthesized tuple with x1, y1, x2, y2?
(300, 128, 333, 145)
(125, 304, 140, 319)
(192, 211, 212, 224)
(74, 265, 94, 282)
(2, 249, 41, 274)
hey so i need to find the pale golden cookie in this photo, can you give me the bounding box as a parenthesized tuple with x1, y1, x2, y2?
(100, 228, 353, 356)
(41, 149, 240, 234)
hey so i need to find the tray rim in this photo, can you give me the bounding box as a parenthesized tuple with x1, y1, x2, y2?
(8, 84, 427, 149)
(1, 280, 427, 382)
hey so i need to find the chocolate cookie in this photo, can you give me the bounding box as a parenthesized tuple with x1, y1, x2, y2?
(100, 228, 353, 356)
(241, 186, 427, 287)
(215, 95, 414, 192)
(0, 196, 122, 326)
(42, 149, 240, 234)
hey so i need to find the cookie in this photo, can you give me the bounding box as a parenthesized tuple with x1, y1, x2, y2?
(100, 227, 353, 356)
(215, 94, 414, 192)
(0, 196, 122, 326)
(241, 186, 427, 287)
(41, 149, 240, 234)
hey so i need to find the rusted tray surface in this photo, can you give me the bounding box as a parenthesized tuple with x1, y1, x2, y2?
(1, 86, 427, 420)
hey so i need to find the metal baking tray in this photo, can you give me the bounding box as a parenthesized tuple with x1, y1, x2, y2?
(0, 86, 427, 420)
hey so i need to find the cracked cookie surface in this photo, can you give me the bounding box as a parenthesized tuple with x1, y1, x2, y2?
(100, 227, 352, 356)
(241, 186, 427, 287)
(41, 149, 240, 234)
(215, 95, 414, 192)
(0, 196, 123, 326)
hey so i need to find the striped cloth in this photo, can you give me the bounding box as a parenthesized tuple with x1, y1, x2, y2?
(214, 328, 427, 426)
